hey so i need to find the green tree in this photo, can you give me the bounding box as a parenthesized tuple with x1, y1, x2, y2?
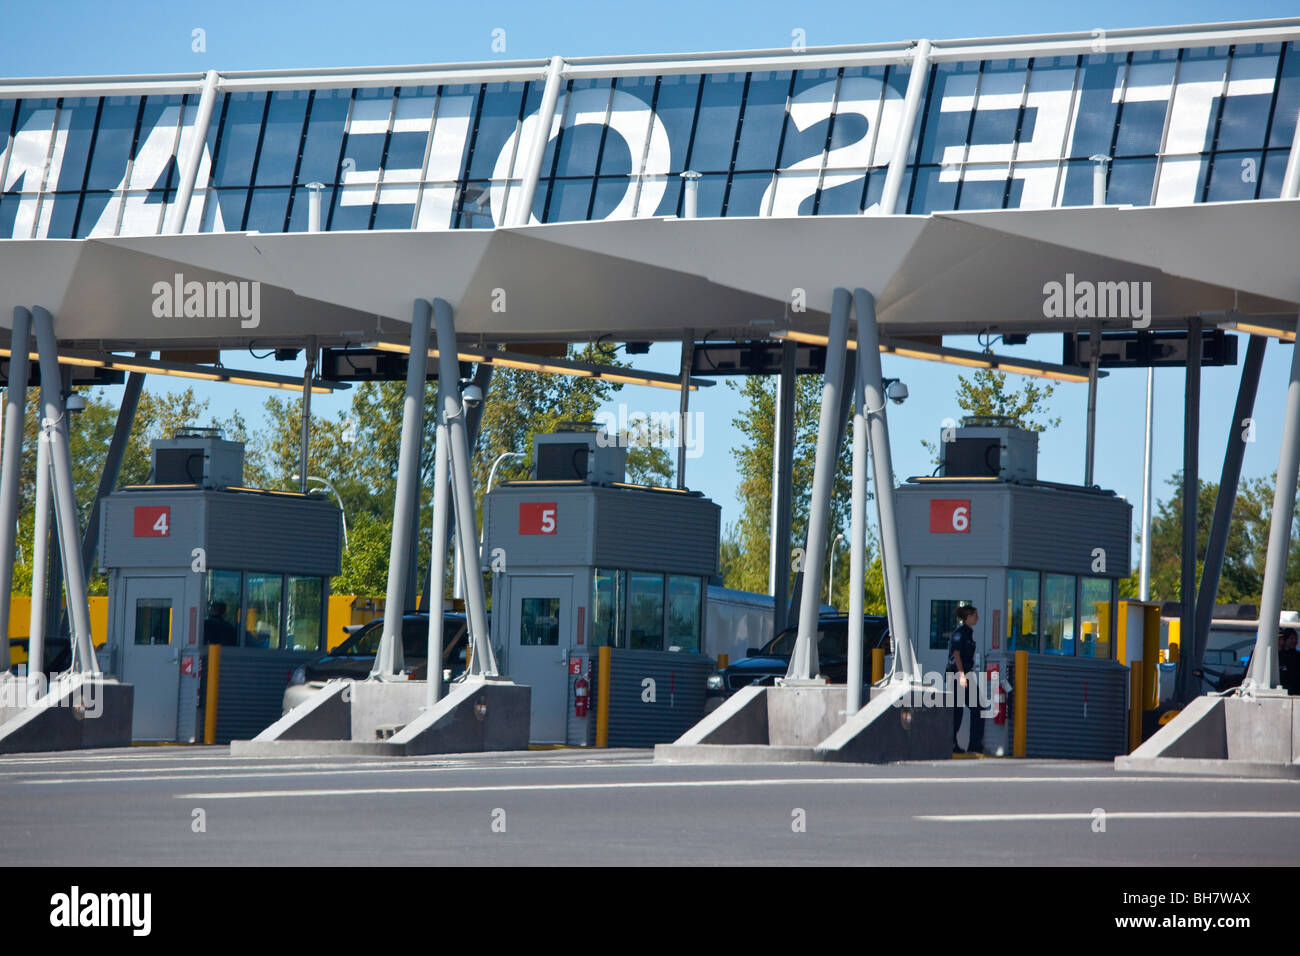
(722, 374, 884, 613)
(1121, 471, 1297, 610)
(921, 366, 1061, 466)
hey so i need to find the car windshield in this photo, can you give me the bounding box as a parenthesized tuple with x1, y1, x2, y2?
(334, 616, 466, 660)
(765, 619, 887, 658)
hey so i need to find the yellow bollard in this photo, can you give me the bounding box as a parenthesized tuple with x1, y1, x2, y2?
(1013, 650, 1028, 758)
(871, 648, 885, 683)
(203, 643, 221, 745)
(596, 645, 612, 748)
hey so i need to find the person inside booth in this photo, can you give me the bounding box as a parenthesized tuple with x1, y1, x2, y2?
(204, 601, 239, 647)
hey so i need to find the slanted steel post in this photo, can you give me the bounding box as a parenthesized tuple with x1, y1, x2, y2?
(426, 425, 451, 707)
(787, 288, 851, 682)
(373, 301, 432, 678)
(1248, 313, 1300, 691)
(0, 307, 31, 670)
(31, 307, 96, 674)
(433, 298, 496, 677)
(855, 288, 918, 681)
(879, 39, 931, 215)
(167, 69, 220, 234)
(771, 341, 797, 631)
(511, 56, 566, 227)
(846, 310, 868, 712)
(28, 417, 50, 678)
(1194, 335, 1266, 678)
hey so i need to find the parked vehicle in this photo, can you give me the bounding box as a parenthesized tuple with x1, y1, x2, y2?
(705, 614, 890, 702)
(281, 612, 471, 713)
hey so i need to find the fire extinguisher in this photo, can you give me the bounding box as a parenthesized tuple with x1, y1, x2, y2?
(986, 663, 1008, 725)
(574, 676, 589, 718)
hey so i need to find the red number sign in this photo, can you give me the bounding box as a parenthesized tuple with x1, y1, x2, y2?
(929, 499, 970, 534)
(134, 505, 171, 537)
(519, 502, 558, 535)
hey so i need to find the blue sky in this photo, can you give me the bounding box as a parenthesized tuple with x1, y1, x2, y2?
(4, 0, 1297, 565)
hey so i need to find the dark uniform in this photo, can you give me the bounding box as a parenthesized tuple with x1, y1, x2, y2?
(947, 622, 984, 752)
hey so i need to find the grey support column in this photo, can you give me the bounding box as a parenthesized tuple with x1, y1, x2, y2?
(0, 307, 31, 671)
(425, 425, 451, 707)
(879, 39, 931, 215)
(1193, 335, 1266, 676)
(1176, 317, 1203, 704)
(299, 339, 315, 494)
(511, 56, 565, 227)
(855, 288, 918, 681)
(1084, 321, 1102, 486)
(167, 69, 219, 234)
(433, 298, 496, 677)
(846, 315, 868, 713)
(677, 332, 695, 489)
(80, 363, 145, 575)
(1247, 314, 1300, 691)
(28, 427, 50, 678)
(373, 301, 432, 678)
(31, 307, 96, 674)
(786, 288, 851, 682)
(771, 341, 797, 632)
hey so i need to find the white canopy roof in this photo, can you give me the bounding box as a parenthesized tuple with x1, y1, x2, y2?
(2, 199, 1296, 350)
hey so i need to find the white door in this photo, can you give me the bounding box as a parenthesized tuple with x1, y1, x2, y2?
(508, 576, 572, 744)
(122, 576, 186, 741)
(915, 576, 989, 679)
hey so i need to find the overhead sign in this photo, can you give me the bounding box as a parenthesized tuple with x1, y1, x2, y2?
(1063, 330, 1239, 369)
(519, 502, 557, 535)
(133, 506, 171, 537)
(930, 499, 970, 534)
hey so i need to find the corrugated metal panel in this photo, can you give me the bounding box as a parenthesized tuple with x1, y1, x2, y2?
(604, 649, 710, 747)
(101, 489, 341, 575)
(1023, 655, 1128, 759)
(593, 488, 720, 577)
(484, 487, 596, 568)
(896, 486, 1010, 568)
(206, 494, 341, 574)
(1009, 486, 1131, 577)
(213, 648, 316, 744)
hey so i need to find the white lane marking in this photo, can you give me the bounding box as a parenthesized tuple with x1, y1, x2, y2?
(176, 775, 1300, 800)
(7, 757, 640, 779)
(919, 811, 1300, 822)
(23, 762, 645, 785)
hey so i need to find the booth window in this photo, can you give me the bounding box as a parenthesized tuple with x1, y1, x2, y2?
(667, 575, 702, 652)
(1078, 577, 1114, 659)
(285, 576, 324, 652)
(591, 569, 625, 647)
(203, 570, 241, 646)
(1006, 570, 1039, 653)
(929, 598, 974, 650)
(628, 571, 665, 651)
(244, 573, 284, 648)
(133, 599, 172, 645)
(520, 598, 561, 646)
(1041, 573, 1076, 655)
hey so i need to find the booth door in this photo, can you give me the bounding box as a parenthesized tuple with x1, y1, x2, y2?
(508, 575, 572, 744)
(122, 576, 186, 741)
(915, 576, 989, 679)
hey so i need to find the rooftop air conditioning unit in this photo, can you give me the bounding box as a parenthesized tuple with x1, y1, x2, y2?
(150, 428, 245, 489)
(532, 424, 626, 485)
(940, 417, 1037, 482)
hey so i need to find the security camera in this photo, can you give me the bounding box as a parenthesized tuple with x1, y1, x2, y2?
(461, 383, 483, 405)
(65, 394, 87, 414)
(886, 381, 909, 405)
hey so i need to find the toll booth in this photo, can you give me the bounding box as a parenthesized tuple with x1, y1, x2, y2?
(896, 419, 1132, 758)
(481, 427, 720, 745)
(99, 433, 342, 743)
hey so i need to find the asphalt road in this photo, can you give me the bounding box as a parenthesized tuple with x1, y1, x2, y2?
(1, 747, 1297, 866)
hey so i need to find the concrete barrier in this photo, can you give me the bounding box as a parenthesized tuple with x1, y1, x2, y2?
(0, 674, 133, 754)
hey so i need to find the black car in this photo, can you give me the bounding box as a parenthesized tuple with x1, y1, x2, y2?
(706, 614, 890, 700)
(281, 612, 473, 712)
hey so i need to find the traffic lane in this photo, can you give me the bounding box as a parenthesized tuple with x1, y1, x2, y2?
(3, 758, 1297, 865)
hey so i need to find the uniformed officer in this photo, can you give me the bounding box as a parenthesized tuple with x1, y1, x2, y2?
(947, 604, 984, 754)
